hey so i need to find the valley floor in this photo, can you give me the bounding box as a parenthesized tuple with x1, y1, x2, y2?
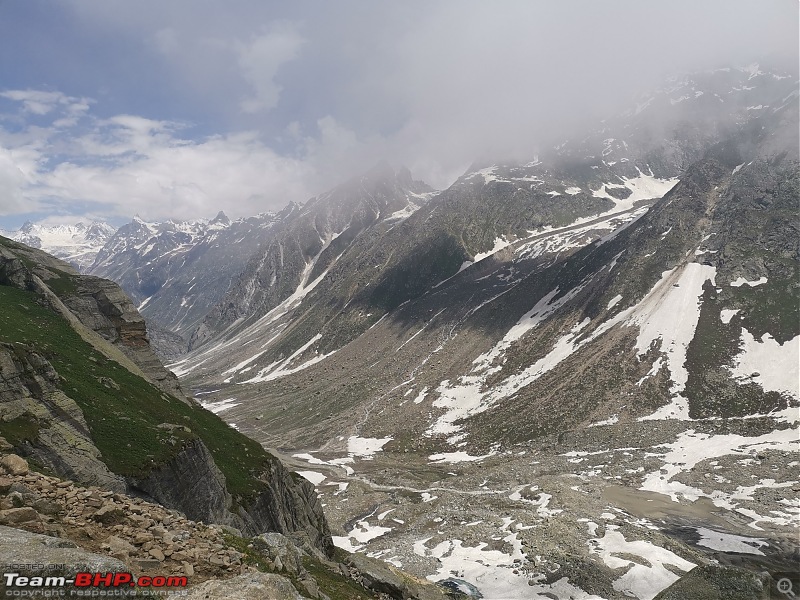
(224, 406, 799, 600)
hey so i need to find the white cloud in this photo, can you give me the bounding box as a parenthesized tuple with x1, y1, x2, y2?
(0, 147, 33, 214)
(0, 94, 315, 221)
(0, 90, 91, 117)
(236, 22, 305, 113)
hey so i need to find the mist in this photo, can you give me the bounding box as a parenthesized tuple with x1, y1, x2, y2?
(0, 0, 796, 224)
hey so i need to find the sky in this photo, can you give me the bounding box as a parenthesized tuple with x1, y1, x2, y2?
(0, 0, 797, 228)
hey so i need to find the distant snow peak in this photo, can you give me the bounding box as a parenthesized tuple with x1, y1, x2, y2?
(3, 219, 117, 271)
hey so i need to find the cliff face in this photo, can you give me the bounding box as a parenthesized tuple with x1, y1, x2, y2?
(133, 439, 332, 548)
(62, 275, 183, 397)
(0, 342, 126, 492)
(0, 242, 181, 397)
(0, 236, 333, 556)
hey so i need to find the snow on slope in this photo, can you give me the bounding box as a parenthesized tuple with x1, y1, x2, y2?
(591, 168, 679, 211)
(428, 262, 717, 439)
(727, 330, 800, 399)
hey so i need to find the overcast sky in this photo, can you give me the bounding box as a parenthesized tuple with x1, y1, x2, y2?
(0, 1, 796, 227)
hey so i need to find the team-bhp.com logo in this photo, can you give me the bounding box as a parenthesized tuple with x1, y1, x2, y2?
(4, 572, 187, 596)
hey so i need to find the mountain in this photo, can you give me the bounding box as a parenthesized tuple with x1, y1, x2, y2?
(187, 162, 435, 350)
(167, 65, 799, 599)
(0, 235, 332, 553)
(0, 221, 116, 271)
(88, 212, 283, 360)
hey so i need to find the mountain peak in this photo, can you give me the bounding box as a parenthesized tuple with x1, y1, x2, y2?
(210, 211, 230, 226)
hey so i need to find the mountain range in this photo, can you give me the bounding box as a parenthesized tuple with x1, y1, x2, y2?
(1, 62, 797, 599)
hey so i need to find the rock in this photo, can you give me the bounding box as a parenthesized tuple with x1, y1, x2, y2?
(6, 491, 25, 508)
(297, 575, 325, 600)
(148, 547, 165, 561)
(346, 553, 450, 600)
(183, 572, 308, 600)
(252, 532, 303, 575)
(31, 498, 62, 515)
(0, 525, 126, 578)
(0, 454, 29, 475)
(0, 437, 12, 451)
(92, 503, 124, 524)
(0, 477, 12, 493)
(182, 561, 194, 576)
(0, 507, 40, 524)
(135, 559, 162, 572)
(105, 535, 136, 556)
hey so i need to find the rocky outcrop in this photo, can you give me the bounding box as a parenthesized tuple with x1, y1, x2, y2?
(241, 459, 333, 555)
(0, 526, 127, 595)
(0, 238, 183, 397)
(0, 343, 126, 492)
(346, 553, 451, 600)
(184, 572, 309, 600)
(61, 275, 183, 397)
(130, 437, 331, 550)
(131, 438, 235, 527)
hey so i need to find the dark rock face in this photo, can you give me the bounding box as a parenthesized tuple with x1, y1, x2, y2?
(243, 459, 333, 556)
(131, 438, 233, 526)
(132, 437, 332, 553)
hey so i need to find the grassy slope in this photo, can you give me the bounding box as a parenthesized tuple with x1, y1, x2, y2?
(0, 283, 275, 501)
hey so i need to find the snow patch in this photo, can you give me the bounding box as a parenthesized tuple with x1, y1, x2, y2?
(200, 397, 240, 414)
(694, 528, 767, 555)
(730, 276, 767, 287)
(727, 330, 799, 398)
(588, 530, 695, 600)
(474, 236, 511, 262)
(347, 436, 392, 459)
(428, 451, 494, 464)
(296, 471, 326, 486)
(607, 294, 622, 309)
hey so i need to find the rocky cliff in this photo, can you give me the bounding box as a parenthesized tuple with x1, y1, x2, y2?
(0, 236, 333, 556)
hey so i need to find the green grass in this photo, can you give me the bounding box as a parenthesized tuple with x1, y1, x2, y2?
(0, 413, 41, 446)
(0, 283, 276, 501)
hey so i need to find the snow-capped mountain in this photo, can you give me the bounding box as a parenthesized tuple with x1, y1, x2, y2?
(88, 211, 283, 359)
(0, 221, 116, 271)
(187, 162, 435, 350)
(156, 64, 799, 599)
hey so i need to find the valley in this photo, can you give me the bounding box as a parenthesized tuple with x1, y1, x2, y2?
(2, 59, 797, 599)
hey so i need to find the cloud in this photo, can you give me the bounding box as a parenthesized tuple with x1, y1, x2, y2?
(236, 22, 305, 113)
(1, 1, 796, 226)
(0, 95, 314, 221)
(0, 90, 90, 116)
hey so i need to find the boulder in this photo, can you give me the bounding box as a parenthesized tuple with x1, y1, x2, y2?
(183, 572, 308, 600)
(0, 454, 29, 475)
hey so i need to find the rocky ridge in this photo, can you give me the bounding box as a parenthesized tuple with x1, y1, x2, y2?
(0, 235, 333, 557)
(0, 450, 456, 600)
